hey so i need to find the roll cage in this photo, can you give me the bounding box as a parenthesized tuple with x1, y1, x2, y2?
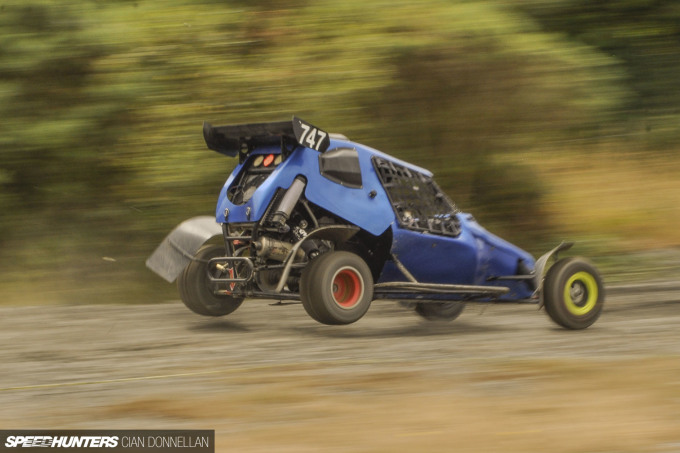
(372, 156, 461, 237)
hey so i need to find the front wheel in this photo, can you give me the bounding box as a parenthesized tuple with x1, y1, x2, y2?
(177, 244, 244, 317)
(543, 257, 604, 329)
(300, 251, 373, 325)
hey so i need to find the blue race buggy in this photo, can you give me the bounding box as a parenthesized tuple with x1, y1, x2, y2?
(147, 117, 604, 329)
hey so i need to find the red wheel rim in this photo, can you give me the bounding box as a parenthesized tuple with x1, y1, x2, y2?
(332, 267, 363, 309)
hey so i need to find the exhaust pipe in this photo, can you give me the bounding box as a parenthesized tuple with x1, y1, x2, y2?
(254, 236, 305, 262)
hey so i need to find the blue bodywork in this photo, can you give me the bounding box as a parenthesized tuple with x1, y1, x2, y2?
(144, 117, 605, 330)
(215, 135, 536, 300)
(216, 139, 411, 234)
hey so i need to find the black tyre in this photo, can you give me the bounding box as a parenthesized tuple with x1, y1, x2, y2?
(300, 251, 373, 325)
(177, 244, 244, 317)
(299, 263, 323, 323)
(415, 302, 465, 321)
(543, 257, 604, 329)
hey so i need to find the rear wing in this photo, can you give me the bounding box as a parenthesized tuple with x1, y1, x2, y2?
(203, 116, 331, 159)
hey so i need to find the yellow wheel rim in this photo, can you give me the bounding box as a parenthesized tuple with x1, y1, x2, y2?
(563, 271, 598, 316)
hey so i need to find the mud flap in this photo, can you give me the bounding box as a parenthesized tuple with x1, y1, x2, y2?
(145, 216, 222, 283)
(533, 241, 574, 306)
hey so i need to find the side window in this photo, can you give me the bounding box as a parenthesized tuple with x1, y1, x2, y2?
(319, 147, 363, 189)
(372, 157, 461, 236)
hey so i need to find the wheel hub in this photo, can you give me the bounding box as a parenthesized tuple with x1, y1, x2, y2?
(569, 281, 586, 306)
(563, 271, 599, 316)
(331, 267, 364, 309)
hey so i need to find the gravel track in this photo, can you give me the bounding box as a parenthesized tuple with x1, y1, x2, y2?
(2, 283, 680, 452)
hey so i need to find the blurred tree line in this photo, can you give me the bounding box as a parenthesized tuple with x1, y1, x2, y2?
(1, 0, 678, 303)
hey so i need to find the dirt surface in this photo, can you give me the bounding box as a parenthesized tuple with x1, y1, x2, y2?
(2, 284, 680, 452)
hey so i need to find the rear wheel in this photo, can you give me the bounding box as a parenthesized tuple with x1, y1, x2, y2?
(177, 244, 244, 317)
(415, 302, 465, 321)
(543, 257, 604, 329)
(300, 251, 373, 325)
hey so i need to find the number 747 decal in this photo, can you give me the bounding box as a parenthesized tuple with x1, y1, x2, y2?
(293, 116, 330, 152)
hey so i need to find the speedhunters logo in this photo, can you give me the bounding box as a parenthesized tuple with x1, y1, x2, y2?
(0, 431, 214, 453)
(4, 436, 119, 448)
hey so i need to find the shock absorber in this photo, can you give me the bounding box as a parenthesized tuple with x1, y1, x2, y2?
(269, 176, 306, 230)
